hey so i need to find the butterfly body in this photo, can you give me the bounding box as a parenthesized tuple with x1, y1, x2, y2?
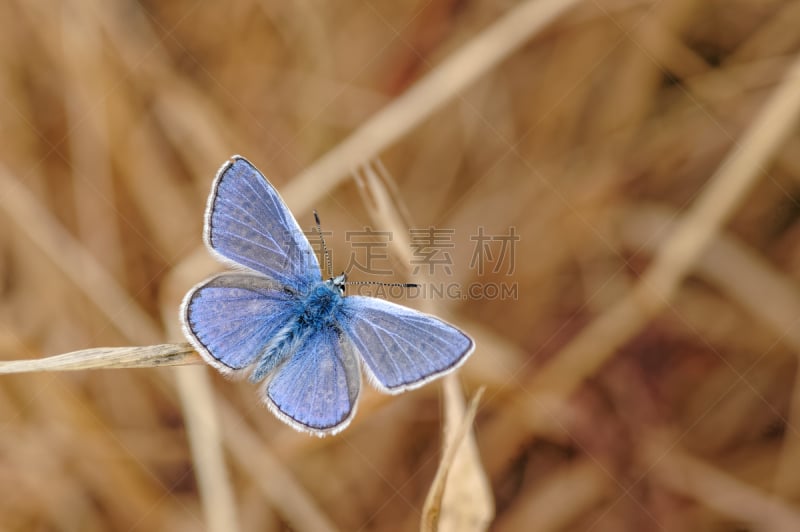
(182, 155, 475, 436)
(249, 276, 345, 383)
(297, 276, 346, 330)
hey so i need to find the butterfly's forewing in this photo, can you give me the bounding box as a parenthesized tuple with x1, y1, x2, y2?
(339, 296, 474, 393)
(205, 156, 320, 293)
(263, 328, 361, 435)
(181, 272, 297, 374)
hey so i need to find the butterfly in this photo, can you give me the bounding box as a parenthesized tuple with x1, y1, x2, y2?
(180, 156, 475, 436)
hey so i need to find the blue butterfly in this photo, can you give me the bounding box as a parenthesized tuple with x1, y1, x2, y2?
(181, 156, 475, 436)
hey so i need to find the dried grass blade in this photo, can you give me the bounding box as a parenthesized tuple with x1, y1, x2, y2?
(0, 343, 200, 373)
(522, 49, 800, 422)
(421, 385, 490, 532)
(284, 0, 580, 215)
(645, 440, 800, 532)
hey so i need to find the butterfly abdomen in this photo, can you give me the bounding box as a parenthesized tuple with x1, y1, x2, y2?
(249, 322, 304, 383)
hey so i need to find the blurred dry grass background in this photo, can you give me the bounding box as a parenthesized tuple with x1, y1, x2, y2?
(2, 0, 800, 530)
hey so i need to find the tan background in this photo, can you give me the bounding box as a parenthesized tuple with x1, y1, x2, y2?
(2, 0, 800, 531)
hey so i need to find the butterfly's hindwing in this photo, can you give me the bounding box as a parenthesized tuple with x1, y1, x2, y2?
(263, 327, 361, 435)
(182, 272, 298, 373)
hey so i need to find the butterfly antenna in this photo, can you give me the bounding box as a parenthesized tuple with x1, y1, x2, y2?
(313, 210, 334, 277)
(346, 280, 419, 289)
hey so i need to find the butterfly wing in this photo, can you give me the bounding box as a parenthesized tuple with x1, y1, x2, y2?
(339, 296, 474, 393)
(181, 272, 298, 374)
(264, 328, 361, 435)
(205, 156, 320, 293)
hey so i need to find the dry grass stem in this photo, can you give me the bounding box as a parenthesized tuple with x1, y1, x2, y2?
(520, 49, 800, 428)
(644, 440, 800, 532)
(421, 386, 487, 532)
(218, 399, 340, 532)
(493, 459, 611, 532)
(0, 163, 162, 343)
(358, 161, 494, 531)
(621, 205, 800, 500)
(0, 343, 198, 373)
(284, 0, 581, 215)
(173, 366, 241, 532)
